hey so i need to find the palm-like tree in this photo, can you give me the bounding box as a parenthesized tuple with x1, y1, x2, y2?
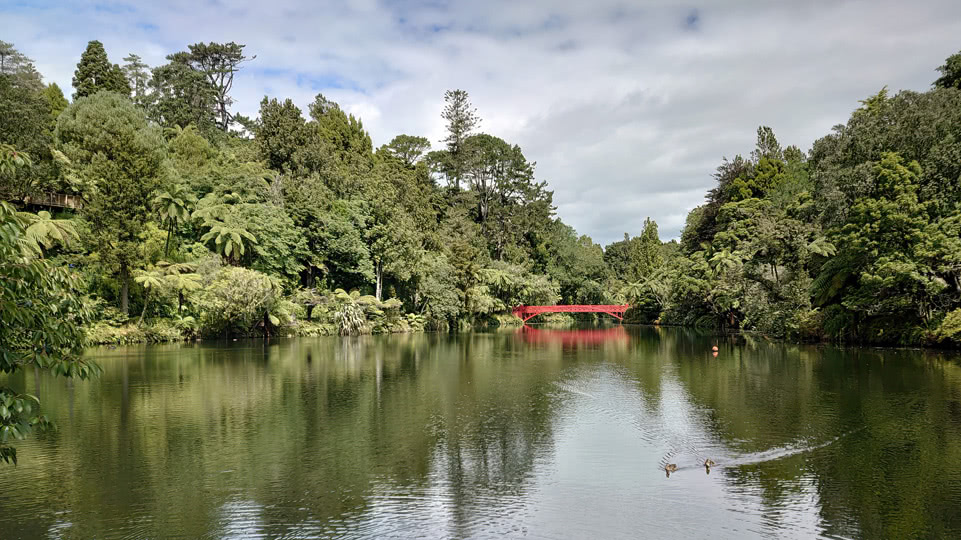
(134, 268, 165, 325)
(331, 289, 391, 335)
(157, 261, 201, 312)
(708, 249, 741, 277)
(154, 186, 197, 256)
(620, 281, 645, 304)
(480, 267, 516, 303)
(16, 210, 78, 252)
(200, 220, 257, 265)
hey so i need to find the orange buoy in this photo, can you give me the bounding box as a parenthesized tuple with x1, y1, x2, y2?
(711, 345, 719, 352)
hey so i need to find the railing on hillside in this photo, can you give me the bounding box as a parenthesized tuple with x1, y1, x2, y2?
(23, 193, 83, 209)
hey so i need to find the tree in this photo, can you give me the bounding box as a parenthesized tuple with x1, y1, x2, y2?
(147, 54, 218, 132)
(819, 153, 937, 341)
(307, 93, 374, 196)
(153, 185, 197, 256)
(157, 262, 201, 312)
(122, 53, 150, 106)
(457, 133, 552, 260)
(0, 74, 53, 201)
(438, 89, 480, 188)
(238, 203, 308, 286)
(199, 218, 258, 265)
(72, 40, 130, 99)
(1, 180, 97, 464)
(934, 50, 961, 90)
(256, 97, 309, 171)
(41, 83, 68, 126)
(0, 40, 42, 90)
(55, 92, 165, 315)
(193, 267, 284, 336)
(16, 210, 78, 252)
(365, 158, 424, 300)
(134, 267, 165, 324)
(385, 134, 431, 167)
(637, 217, 663, 277)
(182, 42, 253, 131)
(546, 222, 610, 304)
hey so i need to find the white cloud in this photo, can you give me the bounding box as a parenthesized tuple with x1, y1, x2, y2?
(4, 0, 961, 242)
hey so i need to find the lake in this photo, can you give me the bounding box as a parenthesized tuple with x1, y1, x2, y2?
(1, 326, 960, 539)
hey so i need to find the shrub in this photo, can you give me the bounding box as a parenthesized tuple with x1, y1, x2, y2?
(193, 267, 283, 337)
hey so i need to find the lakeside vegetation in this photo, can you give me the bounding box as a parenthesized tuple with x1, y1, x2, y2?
(3, 38, 961, 352)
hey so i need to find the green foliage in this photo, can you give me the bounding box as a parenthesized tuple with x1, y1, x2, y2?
(147, 54, 218, 133)
(0, 40, 43, 90)
(121, 53, 150, 106)
(17, 210, 78, 250)
(935, 50, 961, 90)
(72, 40, 130, 99)
(385, 134, 431, 167)
(257, 97, 310, 171)
(56, 91, 165, 315)
(644, 51, 961, 345)
(193, 267, 284, 336)
(334, 298, 368, 336)
(546, 222, 610, 304)
(1, 198, 98, 464)
(435, 89, 480, 188)
(0, 70, 56, 201)
(180, 42, 251, 131)
(932, 309, 961, 345)
(818, 153, 938, 342)
(153, 184, 197, 255)
(199, 218, 258, 262)
(41, 83, 68, 126)
(86, 319, 185, 345)
(13, 39, 961, 358)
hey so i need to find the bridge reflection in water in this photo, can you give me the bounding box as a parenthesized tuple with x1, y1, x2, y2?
(516, 325, 629, 347)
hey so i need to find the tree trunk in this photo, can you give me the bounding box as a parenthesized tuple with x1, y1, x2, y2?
(120, 264, 130, 316)
(163, 224, 172, 257)
(138, 292, 149, 326)
(375, 261, 383, 301)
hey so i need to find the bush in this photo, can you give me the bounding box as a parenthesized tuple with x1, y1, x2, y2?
(291, 320, 337, 337)
(193, 267, 284, 337)
(792, 309, 826, 342)
(928, 309, 961, 346)
(86, 320, 184, 345)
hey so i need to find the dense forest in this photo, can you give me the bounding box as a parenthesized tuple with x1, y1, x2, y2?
(3, 39, 961, 348)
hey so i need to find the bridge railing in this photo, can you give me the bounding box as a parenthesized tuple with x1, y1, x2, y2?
(511, 304, 630, 322)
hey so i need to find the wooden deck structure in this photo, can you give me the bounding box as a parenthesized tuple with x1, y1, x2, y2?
(22, 193, 83, 210)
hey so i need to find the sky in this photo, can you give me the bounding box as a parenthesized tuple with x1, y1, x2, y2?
(4, 0, 961, 243)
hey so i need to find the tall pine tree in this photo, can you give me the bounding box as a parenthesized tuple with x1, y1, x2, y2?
(72, 40, 130, 99)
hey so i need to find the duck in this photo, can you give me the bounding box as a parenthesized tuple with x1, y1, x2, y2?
(664, 463, 678, 477)
(704, 459, 716, 467)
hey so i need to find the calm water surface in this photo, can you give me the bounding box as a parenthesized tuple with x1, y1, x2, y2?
(2, 326, 961, 539)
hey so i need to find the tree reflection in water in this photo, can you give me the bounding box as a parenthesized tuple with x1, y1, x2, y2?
(0, 329, 960, 539)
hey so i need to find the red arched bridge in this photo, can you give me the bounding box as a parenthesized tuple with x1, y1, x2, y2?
(511, 304, 630, 322)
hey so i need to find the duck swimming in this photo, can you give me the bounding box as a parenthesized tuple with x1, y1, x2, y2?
(665, 463, 678, 477)
(704, 459, 715, 467)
